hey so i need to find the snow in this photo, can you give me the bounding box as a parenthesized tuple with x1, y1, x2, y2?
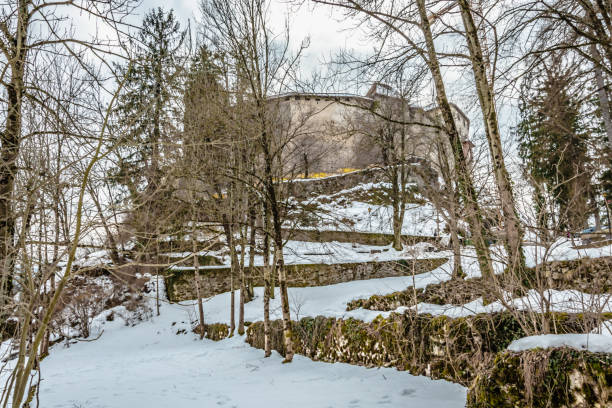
(289, 182, 441, 237)
(170, 240, 448, 271)
(522, 237, 612, 268)
(31, 242, 610, 407)
(74, 249, 112, 268)
(508, 334, 612, 353)
(30, 285, 466, 408)
(405, 289, 612, 319)
(193, 262, 454, 325)
(26, 182, 612, 408)
(173, 248, 514, 326)
(176, 249, 515, 325)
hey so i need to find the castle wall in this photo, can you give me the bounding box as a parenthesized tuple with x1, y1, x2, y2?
(268, 92, 471, 176)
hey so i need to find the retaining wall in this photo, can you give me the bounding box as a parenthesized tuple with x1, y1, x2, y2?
(165, 257, 447, 302)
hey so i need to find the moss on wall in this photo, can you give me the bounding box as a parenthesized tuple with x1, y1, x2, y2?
(347, 256, 612, 312)
(467, 349, 612, 408)
(281, 229, 439, 246)
(521, 256, 612, 294)
(246, 311, 611, 386)
(165, 258, 447, 302)
(204, 323, 229, 341)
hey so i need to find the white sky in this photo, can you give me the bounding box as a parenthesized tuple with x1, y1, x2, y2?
(65, 0, 520, 161)
(131, 0, 518, 158)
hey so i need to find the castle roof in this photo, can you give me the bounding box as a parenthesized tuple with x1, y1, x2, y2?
(267, 91, 373, 104)
(267, 87, 470, 130)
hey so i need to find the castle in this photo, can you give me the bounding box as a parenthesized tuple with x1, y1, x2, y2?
(268, 83, 472, 177)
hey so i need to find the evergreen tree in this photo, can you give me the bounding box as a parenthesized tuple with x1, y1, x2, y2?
(183, 47, 227, 154)
(517, 57, 593, 232)
(113, 7, 188, 261)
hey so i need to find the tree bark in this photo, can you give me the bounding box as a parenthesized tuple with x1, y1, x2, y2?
(591, 43, 612, 149)
(246, 204, 257, 301)
(416, 0, 494, 279)
(222, 217, 237, 337)
(391, 165, 403, 251)
(0, 0, 29, 300)
(192, 238, 205, 339)
(260, 120, 293, 362)
(458, 0, 525, 274)
(449, 190, 464, 278)
(238, 226, 246, 336)
(262, 202, 272, 358)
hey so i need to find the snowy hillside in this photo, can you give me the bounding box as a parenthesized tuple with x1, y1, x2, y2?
(32, 281, 466, 408)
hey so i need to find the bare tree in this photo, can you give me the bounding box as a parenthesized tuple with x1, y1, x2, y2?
(457, 0, 526, 274)
(0, 0, 136, 303)
(311, 0, 495, 278)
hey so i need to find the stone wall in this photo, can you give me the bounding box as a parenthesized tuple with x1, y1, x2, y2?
(345, 256, 612, 312)
(467, 348, 612, 407)
(245, 311, 607, 386)
(285, 166, 433, 201)
(281, 229, 439, 246)
(165, 257, 447, 302)
(534, 256, 612, 294)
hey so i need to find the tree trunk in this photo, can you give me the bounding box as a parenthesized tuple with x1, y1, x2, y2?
(222, 219, 237, 337)
(268, 197, 294, 362)
(274, 244, 293, 363)
(416, 0, 494, 279)
(303, 153, 309, 179)
(260, 120, 293, 362)
(268, 205, 293, 362)
(458, 0, 525, 274)
(591, 43, 612, 149)
(192, 239, 205, 339)
(0, 0, 28, 300)
(262, 203, 272, 358)
(156, 273, 160, 317)
(246, 205, 257, 302)
(593, 193, 602, 230)
(449, 193, 464, 278)
(238, 228, 247, 336)
(391, 166, 403, 251)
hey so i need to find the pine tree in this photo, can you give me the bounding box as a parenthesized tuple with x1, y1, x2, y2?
(517, 57, 593, 232)
(113, 7, 187, 263)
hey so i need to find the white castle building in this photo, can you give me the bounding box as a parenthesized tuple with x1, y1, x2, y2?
(268, 83, 472, 177)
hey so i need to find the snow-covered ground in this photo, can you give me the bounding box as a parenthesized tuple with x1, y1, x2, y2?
(24, 248, 611, 407)
(170, 240, 446, 271)
(522, 237, 612, 267)
(289, 182, 441, 236)
(14, 241, 612, 407)
(196, 264, 455, 325)
(8, 178, 612, 408)
(180, 248, 610, 324)
(508, 333, 612, 353)
(177, 250, 497, 326)
(31, 291, 466, 408)
(411, 289, 612, 318)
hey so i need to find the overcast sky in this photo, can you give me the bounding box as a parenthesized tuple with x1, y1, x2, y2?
(67, 0, 521, 152)
(124, 1, 505, 140)
(129, 0, 372, 88)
